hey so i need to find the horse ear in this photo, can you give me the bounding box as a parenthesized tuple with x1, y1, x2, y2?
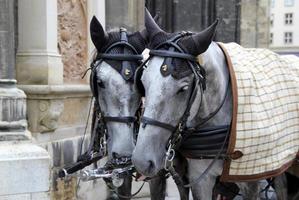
(144, 8, 165, 38)
(90, 16, 108, 51)
(192, 19, 219, 55)
(139, 12, 162, 42)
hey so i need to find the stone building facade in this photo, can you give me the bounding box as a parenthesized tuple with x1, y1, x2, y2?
(146, 0, 270, 47)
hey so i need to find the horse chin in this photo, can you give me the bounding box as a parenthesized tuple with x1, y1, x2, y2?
(132, 157, 162, 178)
(135, 165, 160, 178)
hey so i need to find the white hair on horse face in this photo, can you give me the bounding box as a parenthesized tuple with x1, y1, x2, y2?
(96, 61, 140, 159)
(133, 56, 196, 176)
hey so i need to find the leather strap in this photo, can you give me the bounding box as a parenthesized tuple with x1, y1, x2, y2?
(150, 50, 197, 62)
(179, 125, 230, 159)
(104, 116, 137, 124)
(141, 116, 177, 132)
(97, 54, 143, 61)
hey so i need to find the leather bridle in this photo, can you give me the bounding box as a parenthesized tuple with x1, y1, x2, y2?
(90, 28, 143, 163)
(138, 31, 208, 150)
(137, 32, 231, 187)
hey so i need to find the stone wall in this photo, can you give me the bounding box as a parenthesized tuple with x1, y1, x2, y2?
(57, 0, 88, 84)
(146, 0, 241, 43)
(105, 0, 144, 32)
(240, 0, 270, 48)
(146, 0, 270, 47)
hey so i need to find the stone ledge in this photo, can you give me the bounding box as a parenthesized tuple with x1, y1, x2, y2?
(0, 142, 50, 196)
(18, 84, 91, 99)
(0, 191, 50, 200)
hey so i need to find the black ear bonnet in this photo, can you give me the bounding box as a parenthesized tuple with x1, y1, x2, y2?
(90, 28, 146, 99)
(94, 29, 146, 81)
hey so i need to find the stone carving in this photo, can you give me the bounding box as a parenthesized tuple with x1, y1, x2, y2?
(39, 100, 64, 133)
(57, 0, 88, 84)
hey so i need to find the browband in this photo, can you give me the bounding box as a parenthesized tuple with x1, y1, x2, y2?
(104, 116, 137, 124)
(149, 50, 197, 62)
(141, 116, 177, 132)
(97, 54, 143, 61)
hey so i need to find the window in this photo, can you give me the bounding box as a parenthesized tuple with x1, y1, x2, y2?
(270, 33, 273, 44)
(285, 13, 293, 24)
(270, 14, 274, 26)
(284, 0, 294, 6)
(284, 32, 293, 44)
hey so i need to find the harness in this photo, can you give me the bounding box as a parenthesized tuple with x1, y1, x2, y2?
(89, 27, 143, 157)
(59, 28, 144, 191)
(136, 32, 231, 187)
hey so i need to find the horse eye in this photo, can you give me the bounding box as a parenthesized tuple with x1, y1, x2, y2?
(97, 80, 105, 88)
(177, 85, 189, 94)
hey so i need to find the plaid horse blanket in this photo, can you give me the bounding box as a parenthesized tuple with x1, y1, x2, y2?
(218, 43, 299, 181)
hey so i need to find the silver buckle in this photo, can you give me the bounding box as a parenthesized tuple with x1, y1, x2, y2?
(164, 142, 175, 171)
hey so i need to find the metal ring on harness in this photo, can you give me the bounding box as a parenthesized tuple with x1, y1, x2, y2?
(164, 142, 176, 171)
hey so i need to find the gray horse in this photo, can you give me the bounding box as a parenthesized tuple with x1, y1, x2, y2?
(90, 16, 146, 199)
(132, 11, 286, 200)
(90, 16, 189, 200)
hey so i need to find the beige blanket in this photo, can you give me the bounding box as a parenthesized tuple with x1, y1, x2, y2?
(218, 42, 299, 181)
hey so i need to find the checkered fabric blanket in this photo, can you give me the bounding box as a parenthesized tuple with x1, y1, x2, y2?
(218, 43, 299, 181)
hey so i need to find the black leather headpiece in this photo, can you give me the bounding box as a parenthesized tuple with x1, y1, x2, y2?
(90, 28, 144, 100)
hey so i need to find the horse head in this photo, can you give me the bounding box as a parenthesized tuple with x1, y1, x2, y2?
(132, 10, 218, 176)
(90, 16, 146, 164)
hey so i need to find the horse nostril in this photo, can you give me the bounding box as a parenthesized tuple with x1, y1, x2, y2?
(148, 160, 155, 170)
(112, 152, 120, 159)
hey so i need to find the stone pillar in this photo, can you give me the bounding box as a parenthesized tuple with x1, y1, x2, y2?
(16, 0, 65, 135)
(240, 0, 270, 48)
(16, 0, 63, 85)
(87, 0, 106, 60)
(0, 0, 50, 199)
(0, 0, 29, 140)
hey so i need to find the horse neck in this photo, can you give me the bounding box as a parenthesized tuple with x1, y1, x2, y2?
(187, 42, 232, 127)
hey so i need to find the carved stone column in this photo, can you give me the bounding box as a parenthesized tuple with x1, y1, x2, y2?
(16, 0, 65, 135)
(0, 0, 50, 199)
(16, 0, 63, 85)
(0, 0, 30, 140)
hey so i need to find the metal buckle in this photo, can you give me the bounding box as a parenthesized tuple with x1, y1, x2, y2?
(178, 123, 183, 132)
(98, 112, 102, 119)
(164, 142, 175, 170)
(100, 134, 107, 155)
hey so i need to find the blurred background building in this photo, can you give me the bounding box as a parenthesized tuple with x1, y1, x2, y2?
(0, 0, 297, 200)
(269, 0, 299, 56)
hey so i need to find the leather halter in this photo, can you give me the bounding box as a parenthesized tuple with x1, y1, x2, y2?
(137, 33, 231, 188)
(138, 32, 230, 151)
(90, 28, 143, 142)
(138, 32, 207, 149)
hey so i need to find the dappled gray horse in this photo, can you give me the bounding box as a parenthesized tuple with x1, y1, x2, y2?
(132, 11, 294, 200)
(90, 16, 149, 199)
